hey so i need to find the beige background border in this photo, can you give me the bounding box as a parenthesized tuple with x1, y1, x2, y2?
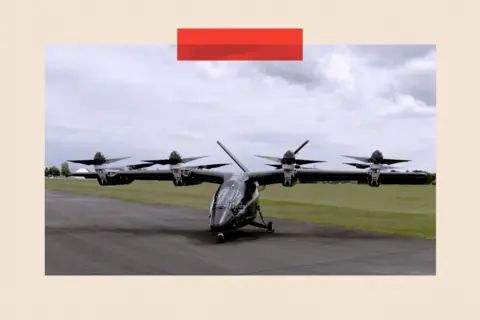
(3, 0, 477, 319)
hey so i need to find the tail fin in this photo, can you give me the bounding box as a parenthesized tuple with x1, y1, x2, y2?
(216, 141, 250, 173)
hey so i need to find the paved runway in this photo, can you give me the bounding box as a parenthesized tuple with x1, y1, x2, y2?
(45, 190, 436, 275)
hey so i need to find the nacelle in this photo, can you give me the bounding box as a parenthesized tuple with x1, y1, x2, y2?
(171, 177, 203, 186)
(282, 166, 298, 187)
(171, 168, 203, 187)
(366, 169, 381, 187)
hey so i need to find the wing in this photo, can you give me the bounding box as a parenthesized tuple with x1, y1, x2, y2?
(246, 169, 366, 186)
(372, 171, 428, 184)
(297, 170, 428, 184)
(70, 169, 174, 180)
(296, 169, 366, 183)
(246, 169, 428, 185)
(189, 169, 228, 184)
(247, 170, 286, 186)
(109, 169, 175, 180)
(70, 168, 227, 184)
(111, 168, 227, 184)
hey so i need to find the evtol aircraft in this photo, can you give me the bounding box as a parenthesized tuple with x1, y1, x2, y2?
(69, 141, 429, 243)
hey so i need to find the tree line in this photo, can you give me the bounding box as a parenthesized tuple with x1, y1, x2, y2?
(45, 162, 71, 177)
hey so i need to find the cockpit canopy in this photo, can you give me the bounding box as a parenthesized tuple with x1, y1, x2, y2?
(216, 185, 242, 208)
(213, 180, 254, 213)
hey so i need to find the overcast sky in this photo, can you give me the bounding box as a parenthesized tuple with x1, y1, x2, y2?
(45, 44, 436, 173)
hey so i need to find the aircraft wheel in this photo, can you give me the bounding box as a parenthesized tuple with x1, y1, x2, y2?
(216, 232, 225, 243)
(267, 221, 274, 233)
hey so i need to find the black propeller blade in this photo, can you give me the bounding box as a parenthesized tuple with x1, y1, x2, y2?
(125, 162, 156, 170)
(142, 151, 208, 165)
(256, 140, 326, 168)
(186, 163, 232, 170)
(141, 151, 230, 170)
(67, 152, 131, 166)
(341, 150, 411, 165)
(343, 162, 370, 169)
(341, 155, 371, 164)
(266, 164, 316, 170)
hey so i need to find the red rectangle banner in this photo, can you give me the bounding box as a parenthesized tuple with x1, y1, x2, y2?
(177, 28, 303, 61)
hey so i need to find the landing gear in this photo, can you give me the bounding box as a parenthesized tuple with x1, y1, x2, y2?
(250, 205, 275, 233)
(216, 232, 225, 243)
(368, 179, 380, 187)
(267, 221, 274, 233)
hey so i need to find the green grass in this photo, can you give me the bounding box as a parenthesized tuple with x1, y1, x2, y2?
(45, 179, 436, 239)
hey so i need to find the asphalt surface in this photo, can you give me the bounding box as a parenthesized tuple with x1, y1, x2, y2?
(45, 190, 436, 275)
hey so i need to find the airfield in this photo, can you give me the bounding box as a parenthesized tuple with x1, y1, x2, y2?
(45, 179, 435, 275)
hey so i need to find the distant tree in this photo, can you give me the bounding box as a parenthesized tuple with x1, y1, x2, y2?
(45, 167, 49, 177)
(49, 166, 60, 177)
(419, 171, 436, 184)
(61, 162, 71, 177)
(430, 172, 436, 184)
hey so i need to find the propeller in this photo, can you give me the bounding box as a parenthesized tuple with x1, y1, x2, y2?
(142, 151, 231, 170)
(341, 150, 411, 165)
(255, 140, 326, 169)
(141, 151, 208, 165)
(266, 164, 317, 170)
(343, 162, 370, 169)
(67, 152, 131, 166)
(186, 163, 232, 170)
(109, 162, 157, 171)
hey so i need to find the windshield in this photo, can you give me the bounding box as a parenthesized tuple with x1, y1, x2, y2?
(215, 185, 244, 209)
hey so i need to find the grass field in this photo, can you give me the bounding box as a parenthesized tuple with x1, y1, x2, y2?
(45, 179, 436, 239)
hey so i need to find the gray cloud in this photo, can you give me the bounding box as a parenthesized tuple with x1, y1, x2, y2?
(253, 61, 322, 88)
(353, 44, 435, 67)
(397, 65, 436, 106)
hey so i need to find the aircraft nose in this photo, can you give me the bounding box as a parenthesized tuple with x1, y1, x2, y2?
(210, 207, 234, 230)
